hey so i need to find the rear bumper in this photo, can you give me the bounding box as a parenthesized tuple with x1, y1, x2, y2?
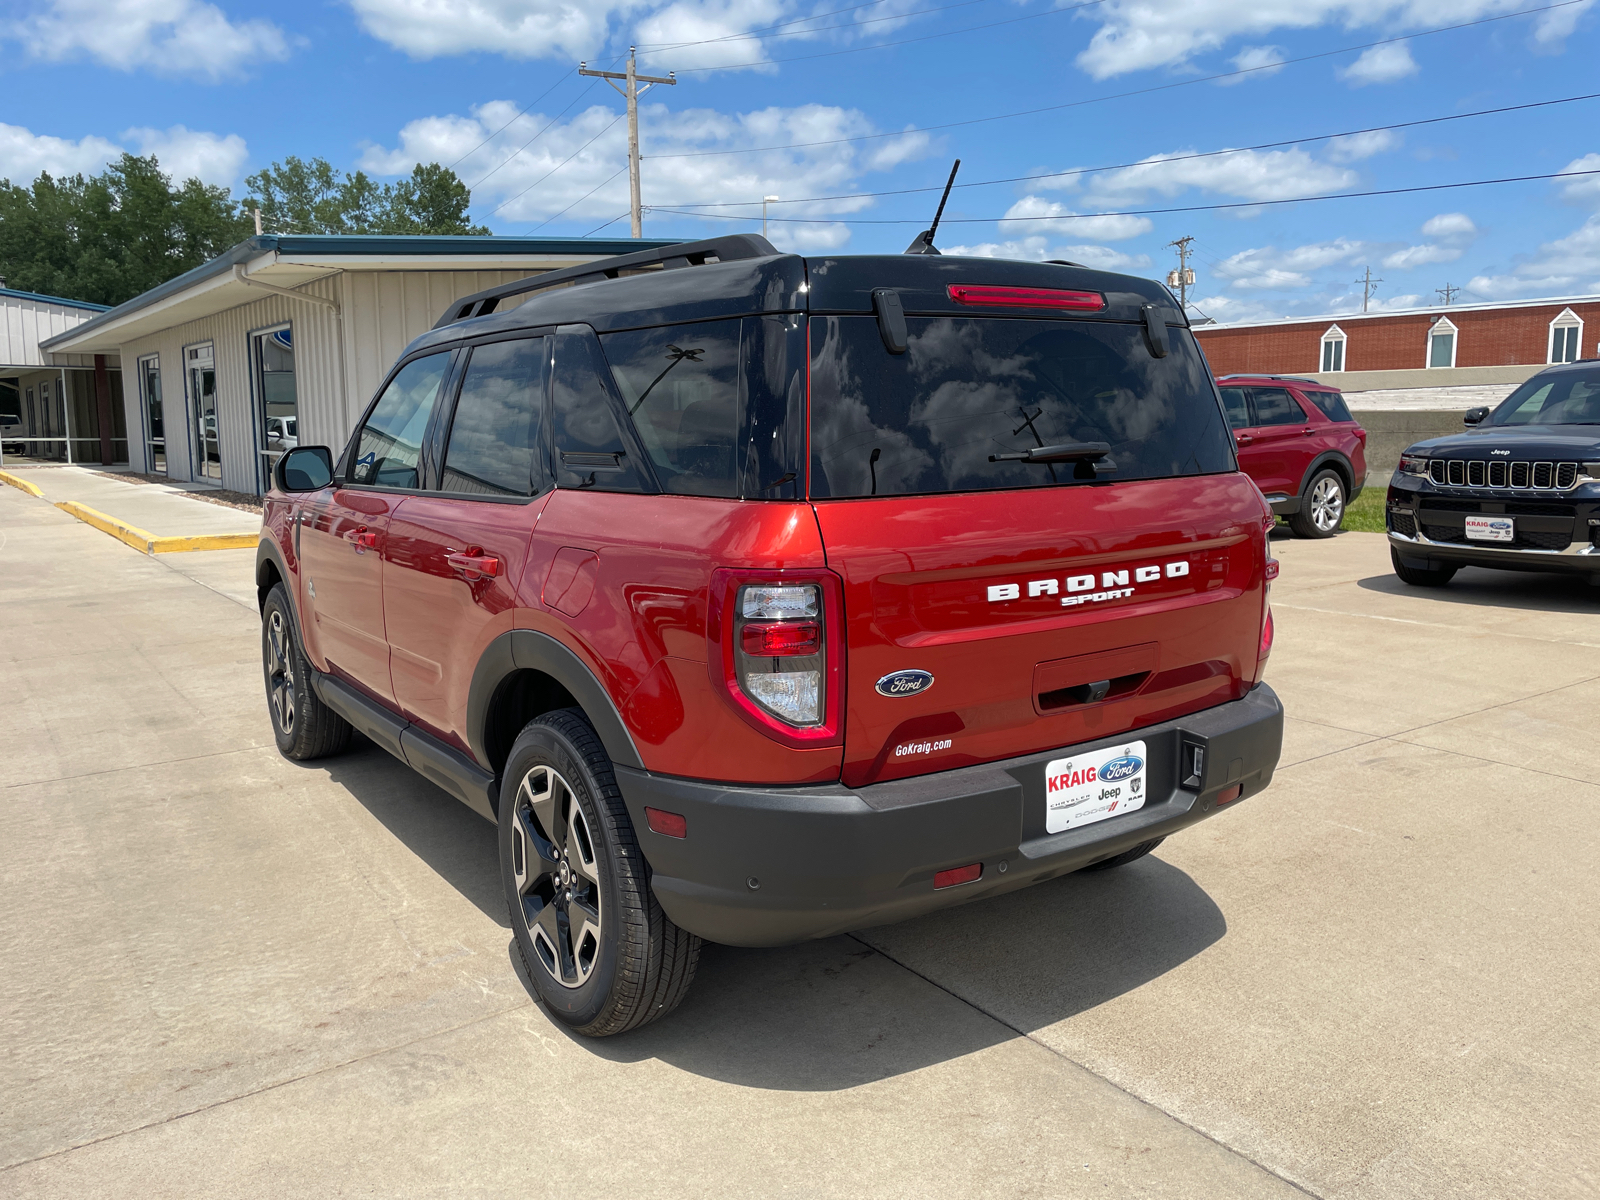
(616, 684, 1284, 946)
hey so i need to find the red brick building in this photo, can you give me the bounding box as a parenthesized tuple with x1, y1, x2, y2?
(1194, 296, 1600, 378)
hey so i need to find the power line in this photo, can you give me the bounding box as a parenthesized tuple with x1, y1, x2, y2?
(445, 75, 571, 171)
(645, 0, 1588, 159)
(469, 80, 603, 190)
(650, 90, 1600, 212)
(530, 167, 630, 233)
(581, 209, 633, 237)
(647, 165, 1600, 225)
(487, 112, 626, 216)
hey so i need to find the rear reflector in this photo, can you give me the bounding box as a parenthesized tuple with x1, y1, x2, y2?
(645, 807, 687, 838)
(1259, 608, 1275, 659)
(946, 284, 1105, 311)
(741, 620, 822, 657)
(1217, 784, 1243, 805)
(1265, 559, 1280, 581)
(934, 862, 983, 889)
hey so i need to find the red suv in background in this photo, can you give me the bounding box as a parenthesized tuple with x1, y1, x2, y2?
(258, 237, 1284, 1036)
(1217, 375, 1367, 538)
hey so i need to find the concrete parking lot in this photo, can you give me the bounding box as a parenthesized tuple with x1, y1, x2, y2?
(3, 483, 1597, 1199)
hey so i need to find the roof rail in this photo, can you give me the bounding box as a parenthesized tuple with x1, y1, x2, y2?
(433, 234, 780, 329)
(1217, 373, 1323, 385)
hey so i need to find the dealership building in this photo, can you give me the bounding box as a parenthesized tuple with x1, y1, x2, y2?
(36, 234, 666, 494)
(1, 286, 122, 465)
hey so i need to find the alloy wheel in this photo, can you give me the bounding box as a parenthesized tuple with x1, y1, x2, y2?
(510, 765, 603, 989)
(266, 609, 295, 735)
(1310, 476, 1344, 532)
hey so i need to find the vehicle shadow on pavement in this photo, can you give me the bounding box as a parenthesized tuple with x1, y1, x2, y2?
(1356, 567, 1600, 612)
(570, 857, 1223, 1090)
(320, 737, 509, 927)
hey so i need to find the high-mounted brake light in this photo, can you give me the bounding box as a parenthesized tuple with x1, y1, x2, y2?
(947, 284, 1106, 311)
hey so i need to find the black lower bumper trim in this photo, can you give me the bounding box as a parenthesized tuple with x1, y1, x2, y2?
(616, 684, 1283, 946)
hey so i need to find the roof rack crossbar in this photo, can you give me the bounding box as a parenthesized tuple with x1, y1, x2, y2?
(433, 234, 779, 329)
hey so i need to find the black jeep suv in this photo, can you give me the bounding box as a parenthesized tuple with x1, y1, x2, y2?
(1387, 359, 1600, 586)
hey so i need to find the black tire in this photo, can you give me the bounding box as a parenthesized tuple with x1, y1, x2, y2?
(500, 709, 700, 1037)
(261, 583, 352, 761)
(1390, 548, 1457, 588)
(1288, 468, 1346, 538)
(1081, 837, 1165, 872)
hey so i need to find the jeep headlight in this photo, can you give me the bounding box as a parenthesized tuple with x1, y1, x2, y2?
(1398, 454, 1429, 477)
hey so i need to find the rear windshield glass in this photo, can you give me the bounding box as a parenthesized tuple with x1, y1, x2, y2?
(1488, 367, 1600, 425)
(1301, 389, 1353, 423)
(808, 316, 1232, 498)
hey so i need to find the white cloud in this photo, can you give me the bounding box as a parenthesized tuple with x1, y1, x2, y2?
(1338, 41, 1417, 86)
(941, 235, 1151, 271)
(1467, 214, 1600, 299)
(1214, 238, 1371, 290)
(1421, 211, 1477, 238)
(1079, 147, 1357, 208)
(126, 126, 248, 186)
(1382, 211, 1478, 270)
(1558, 152, 1600, 206)
(348, 0, 618, 61)
(363, 99, 931, 247)
(997, 196, 1153, 241)
(0, 121, 246, 187)
(1327, 129, 1399, 162)
(1382, 242, 1461, 269)
(1072, 1, 1580, 80)
(1217, 44, 1285, 83)
(633, 0, 788, 72)
(14, 0, 290, 80)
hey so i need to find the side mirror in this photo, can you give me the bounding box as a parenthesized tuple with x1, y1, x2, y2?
(276, 445, 334, 492)
(1463, 406, 1489, 427)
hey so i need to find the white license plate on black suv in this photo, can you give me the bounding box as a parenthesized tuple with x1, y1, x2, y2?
(1465, 515, 1514, 542)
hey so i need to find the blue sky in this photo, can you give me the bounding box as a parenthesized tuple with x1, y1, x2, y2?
(3, 0, 1598, 321)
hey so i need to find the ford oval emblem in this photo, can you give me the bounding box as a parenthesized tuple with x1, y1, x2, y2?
(876, 669, 934, 698)
(1098, 754, 1144, 782)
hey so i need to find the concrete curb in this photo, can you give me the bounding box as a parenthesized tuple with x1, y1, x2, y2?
(52, 500, 257, 555)
(0, 469, 45, 498)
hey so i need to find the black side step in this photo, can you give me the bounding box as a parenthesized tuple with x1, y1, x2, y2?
(312, 673, 500, 823)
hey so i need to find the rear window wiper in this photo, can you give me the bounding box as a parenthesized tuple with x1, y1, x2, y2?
(989, 441, 1115, 470)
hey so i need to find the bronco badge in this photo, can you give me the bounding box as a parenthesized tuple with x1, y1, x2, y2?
(876, 670, 934, 697)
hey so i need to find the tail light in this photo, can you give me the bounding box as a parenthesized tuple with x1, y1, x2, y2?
(709, 568, 845, 747)
(1259, 607, 1275, 661)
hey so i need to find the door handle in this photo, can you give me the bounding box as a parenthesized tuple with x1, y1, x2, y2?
(447, 551, 502, 579)
(349, 525, 379, 550)
(1235, 434, 1253, 445)
(1302, 427, 1315, 436)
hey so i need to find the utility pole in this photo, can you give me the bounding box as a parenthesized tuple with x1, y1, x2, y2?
(1165, 236, 1196, 309)
(762, 195, 779, 239)
(1436, 283, 1459, 306)
(1354, 266, 1382, 313)
(580, 48, 676, 238)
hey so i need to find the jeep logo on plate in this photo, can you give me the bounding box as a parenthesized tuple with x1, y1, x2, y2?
(876, 670, 934, 698)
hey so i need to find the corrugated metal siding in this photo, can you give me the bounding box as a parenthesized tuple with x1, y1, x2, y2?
(114, 269, 537, 491)
(2, 299, 100, 368)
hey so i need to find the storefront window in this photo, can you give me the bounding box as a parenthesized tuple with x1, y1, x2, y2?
(255, 327, 297, 489)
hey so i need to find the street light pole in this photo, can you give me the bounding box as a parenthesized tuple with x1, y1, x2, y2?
(579, 48, 676, 238)
(763, 195, 779, 239)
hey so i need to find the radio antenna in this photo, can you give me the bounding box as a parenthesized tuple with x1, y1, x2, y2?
(905, 159, 961, 255)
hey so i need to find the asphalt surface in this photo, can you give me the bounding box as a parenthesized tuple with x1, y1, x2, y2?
(3, 483, 1597, 1198)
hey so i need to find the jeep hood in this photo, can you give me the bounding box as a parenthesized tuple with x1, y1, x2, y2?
(1406, 424, 1600, 460)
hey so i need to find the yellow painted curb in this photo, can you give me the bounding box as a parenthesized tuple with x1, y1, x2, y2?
(53, 500, 259, 555)
(0, 469, 45, 498)
(55, 501, 159, 553)
(150, 532, 258, 554)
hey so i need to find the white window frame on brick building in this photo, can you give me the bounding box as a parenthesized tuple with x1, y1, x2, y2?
(1320, 324, 1346, 372)
(1427, 316, 1457, 368)
(1548, 308, 1583, 364)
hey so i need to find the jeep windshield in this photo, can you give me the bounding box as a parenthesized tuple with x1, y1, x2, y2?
(1486, 365, 1600, 426)
(807, 315, 1233, 498)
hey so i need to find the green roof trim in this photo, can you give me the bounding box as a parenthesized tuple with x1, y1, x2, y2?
(1, 286, 110, 312)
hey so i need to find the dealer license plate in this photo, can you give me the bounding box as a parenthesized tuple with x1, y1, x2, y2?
(1465, 515, 1514, 542)
(1044, 739, 1148, 834)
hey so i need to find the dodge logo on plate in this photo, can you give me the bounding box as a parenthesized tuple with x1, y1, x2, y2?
(876, 670, 934, 697)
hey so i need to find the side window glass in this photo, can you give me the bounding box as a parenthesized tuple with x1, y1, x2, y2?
(1301, 389, 1353, 423)
(1219, 387, 1251, 430)
(549, 327, 651, 493)
(351, 353, 450, 488)
(1250, 387, 1305, 426)
(441, 337, 547, 497)
(601, 319, 742, 498)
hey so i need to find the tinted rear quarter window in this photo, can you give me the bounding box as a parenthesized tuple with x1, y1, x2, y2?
(1300, 389, 1353, 423)
(549, 328, 651, 493)
(808, 316, 1232, 498)
(441, 337, 547, 497)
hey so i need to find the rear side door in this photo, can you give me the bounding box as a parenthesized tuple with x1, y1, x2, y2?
(1295, 386, 1366, 481)
(1238, 386, 1313, 500)
(297, 350, 452, 702)
(382, 335, 550, 752)
(806, 314, 1267, 790)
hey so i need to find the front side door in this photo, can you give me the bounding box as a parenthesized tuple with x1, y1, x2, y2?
(383, 336, 549, 752)
(1237, 385, 1312, 498)
(297, 350, 452, 704)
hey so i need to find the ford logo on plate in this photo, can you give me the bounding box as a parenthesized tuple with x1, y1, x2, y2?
(1099, 754, 1143, 782)
(876, 669, 934, 698)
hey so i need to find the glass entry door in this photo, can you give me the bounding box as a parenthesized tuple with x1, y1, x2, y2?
(140, 355, 165, 474)
(187, 344, 220, 482)
(253, 326, 297, 490)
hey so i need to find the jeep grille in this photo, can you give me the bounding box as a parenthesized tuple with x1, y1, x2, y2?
(1427, 459, 1579, 490)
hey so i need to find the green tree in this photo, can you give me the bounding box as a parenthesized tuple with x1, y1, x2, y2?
(0, 154, 252, 307)
(243, 157, 490, 235)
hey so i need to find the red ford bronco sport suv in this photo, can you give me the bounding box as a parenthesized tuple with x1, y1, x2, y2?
(258, 236, 1284, 1036)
